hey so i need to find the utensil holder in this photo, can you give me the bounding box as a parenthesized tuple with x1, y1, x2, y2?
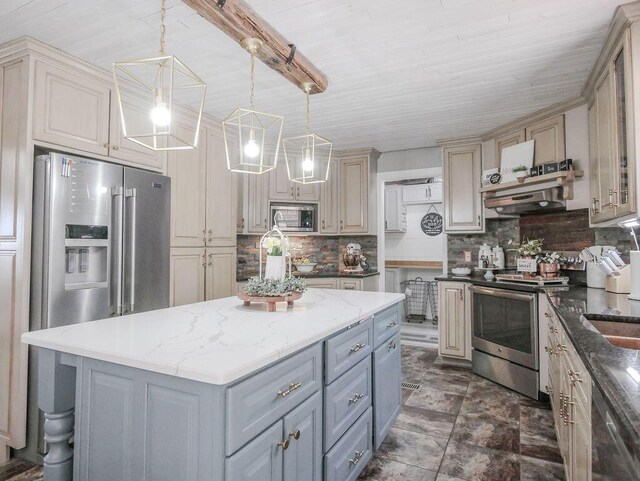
(606, 265, 631, 294)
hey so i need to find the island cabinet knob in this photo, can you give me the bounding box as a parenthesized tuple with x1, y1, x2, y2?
(349, 343, 366, 353)
(349, 450, 365, 466)
(388, 340, 397, 350)
(387, 320, 398, 328)
(288, 429, 301, 440)
(277, 439, 290, 450)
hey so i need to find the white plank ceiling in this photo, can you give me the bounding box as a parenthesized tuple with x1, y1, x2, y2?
(0, 0, 623, 151)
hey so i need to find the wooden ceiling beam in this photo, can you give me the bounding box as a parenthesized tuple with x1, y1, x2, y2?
(183, 0, 329, 94)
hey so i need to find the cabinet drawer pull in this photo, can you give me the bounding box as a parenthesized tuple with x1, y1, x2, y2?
(549, 326, 559, 334)
(103, 143, 110, 148)
(557, 343, 567, 353)
(388, 340, 397, 350)
(545, 385, 553, 395)
(112, 145, 119, 150)
(387, 320, 398, 328)
(277, 382, 302, 398)
(349, 450, 365, 466)
(349, 343, 366, 353)
(544, 312, 552, 318)
(592, 197, 600, 215)
(348, 393, 365, 405)
(290, 186, 294, 196)
(568, 369, 583, 384)
(544, 345, 556, 356)
(277, 439, 290, 450)
(288, 429, 301, 440)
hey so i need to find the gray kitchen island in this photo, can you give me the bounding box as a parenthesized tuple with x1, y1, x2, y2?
(22, 288, 404, 481)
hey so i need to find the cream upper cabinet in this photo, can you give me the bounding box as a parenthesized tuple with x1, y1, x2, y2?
(589, 29, 636, 224)
(319, 159, 339, 234)
(168, 123, 207, 247)
(438, 282, 468, 359)
(247, 170, 270, 233)
(443, 143, 483, 233)
(170, 248, 206, 307)
(495, 129, 525, 165)
(525, 115, 566, 166)
(205, 247, 236, 300)
(108, 90, 164, 170)
(339, 156, 368, 234)
(33, 60, 111, 156)
(206, 127, 237, 247)
(269, 161, 320, 202)
(269, 161, 295, 201)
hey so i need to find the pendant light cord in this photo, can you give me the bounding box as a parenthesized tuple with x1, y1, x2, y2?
(306, 90, 311, 135)
(160, 0, 166, 55)
(249, 51, 255, 110)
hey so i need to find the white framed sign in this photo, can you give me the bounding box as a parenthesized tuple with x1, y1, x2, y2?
(517, 258, 538, 273)
(500, 140, 534, 183)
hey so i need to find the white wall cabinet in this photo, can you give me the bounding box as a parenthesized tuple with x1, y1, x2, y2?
(443, 144, 483, 233)
(384, 185, 406, 232)
(495, 129, 525, 165)
(437, 281, 470, 359)
(206, 128, 237, 247)
(401, 183, 442, 204)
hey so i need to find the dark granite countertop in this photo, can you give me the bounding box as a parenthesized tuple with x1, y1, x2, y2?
(237, 270, 380, 282)
(546, 287, 640, 464)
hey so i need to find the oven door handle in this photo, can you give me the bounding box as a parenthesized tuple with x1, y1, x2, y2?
(468, 285, 536, 302)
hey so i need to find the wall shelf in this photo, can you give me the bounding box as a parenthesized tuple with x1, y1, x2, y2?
(385, 260, 443, 269)
(480, 169, 583, 200)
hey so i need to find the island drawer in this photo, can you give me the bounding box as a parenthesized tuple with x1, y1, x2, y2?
(226, 343, 322, 455)
(373, 304, 401, 348)
(325, 319, 373, 384)
(324, 407, 373, 481)
(324, 357, 372, 450)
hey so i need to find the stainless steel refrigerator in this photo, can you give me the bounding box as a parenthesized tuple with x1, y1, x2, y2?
(20, 151, 171, 460)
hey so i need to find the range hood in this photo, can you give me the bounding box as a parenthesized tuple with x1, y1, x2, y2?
(485, 187, 565, 215)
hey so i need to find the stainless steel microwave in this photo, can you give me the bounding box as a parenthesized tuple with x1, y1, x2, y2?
(270, 204, 316, 232)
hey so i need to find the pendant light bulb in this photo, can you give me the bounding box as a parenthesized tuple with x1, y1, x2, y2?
(150, 90, 171, 127)
(244, 129, 260, 158)
(303, 148, 313, 172)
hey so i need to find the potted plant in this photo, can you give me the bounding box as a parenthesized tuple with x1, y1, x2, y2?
(262, 236, 289, 279)
(517, 238, 543, 277)
(512, 165, 529, 183)
(539, 251, 562, 278)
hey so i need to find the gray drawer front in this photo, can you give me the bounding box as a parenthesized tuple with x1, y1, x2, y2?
(373, 304, 401, 348)
(324, 357, 372, 450)
(373, 333, 402, 450)
(226, 344, 322, 455)
(325, 319, 373, 384)
(324, 407, 373, 481)
(226, 420, 283, 481)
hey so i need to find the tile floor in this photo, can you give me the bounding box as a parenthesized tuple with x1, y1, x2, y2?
(0, 345, 564, 481)
(358, 346, 565, 481)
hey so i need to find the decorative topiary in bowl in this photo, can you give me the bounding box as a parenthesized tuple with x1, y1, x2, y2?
(244, 276, 308, 297)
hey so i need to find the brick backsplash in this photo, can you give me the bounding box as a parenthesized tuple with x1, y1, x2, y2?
(237, 235, 378, 278)
(447, 208, 634, 269)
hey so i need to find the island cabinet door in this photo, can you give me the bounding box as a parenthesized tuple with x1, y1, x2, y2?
(372, 332, 401, 449)
(226, 421, 284, 481)
(283, 391, 323, 481)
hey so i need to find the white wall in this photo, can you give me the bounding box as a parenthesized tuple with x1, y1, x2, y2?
(378, 147, 441, 172)
(386, 203, 445, 261)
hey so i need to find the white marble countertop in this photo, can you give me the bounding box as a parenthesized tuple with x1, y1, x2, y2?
(22, 289, 404, 385)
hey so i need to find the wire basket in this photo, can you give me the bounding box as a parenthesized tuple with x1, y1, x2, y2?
(401, 277, 430, 322)
(400, 278, 439, 324)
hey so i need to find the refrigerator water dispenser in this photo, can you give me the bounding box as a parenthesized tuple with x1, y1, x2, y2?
(64, 224, 108, 290)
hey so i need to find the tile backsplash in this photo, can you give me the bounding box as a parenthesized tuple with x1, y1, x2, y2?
(447, 208, 634, 269)
(237, 235, 378, 279)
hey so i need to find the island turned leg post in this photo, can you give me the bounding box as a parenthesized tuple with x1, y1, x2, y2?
(38, 348, 77, 481)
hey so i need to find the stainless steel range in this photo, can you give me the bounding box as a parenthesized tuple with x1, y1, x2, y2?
(470, 284, 540, 399)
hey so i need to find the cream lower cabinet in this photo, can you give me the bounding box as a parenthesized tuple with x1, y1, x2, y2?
(442, 144, 483, 233)
(543, 305, 592, 481)
(437, 282, 470, 360)
(170, 247, 236, 307)
(305, 278, 338, 289)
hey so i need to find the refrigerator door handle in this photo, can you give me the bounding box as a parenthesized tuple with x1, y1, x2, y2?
(126, 188, 137, 313)
(111, 187, 125, 315)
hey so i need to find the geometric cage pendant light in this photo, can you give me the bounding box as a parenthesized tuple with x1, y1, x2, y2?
(283, 83, 332, 184)
(112, 0, 207, 151)
(223, 38, 284, 174)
